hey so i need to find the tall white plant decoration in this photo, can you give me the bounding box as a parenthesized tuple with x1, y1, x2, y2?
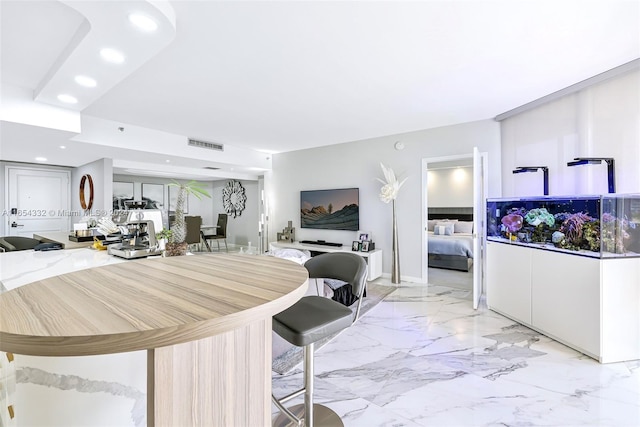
(377, 163, 407, 284)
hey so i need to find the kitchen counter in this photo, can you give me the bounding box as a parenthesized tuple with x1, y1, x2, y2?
(33, 231, 95, 249)
(0, 249, 308, 426)
(0, 246, 122, 291)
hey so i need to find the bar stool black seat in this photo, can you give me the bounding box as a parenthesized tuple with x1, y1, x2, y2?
(272, 252, 368, 427)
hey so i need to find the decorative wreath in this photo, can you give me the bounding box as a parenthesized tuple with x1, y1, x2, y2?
(222, 180, 246, 218)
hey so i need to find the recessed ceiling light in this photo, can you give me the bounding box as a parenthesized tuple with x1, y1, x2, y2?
(166, 159, 171, 163)
(60, 145, 66, 149)
(75, 75, 97, 88)
(129, 13, 158, 32)
(57, 94, 78, 104)
(100, 48, 125, 64)
(35, 157, 47, 162)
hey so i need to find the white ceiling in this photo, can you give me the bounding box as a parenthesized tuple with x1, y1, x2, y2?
(1, 0, 639, 178)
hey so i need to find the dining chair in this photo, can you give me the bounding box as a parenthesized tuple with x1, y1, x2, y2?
(271, 252, 368, 427)
(184, 216, 203, 252)
(202, 213, 228, 252)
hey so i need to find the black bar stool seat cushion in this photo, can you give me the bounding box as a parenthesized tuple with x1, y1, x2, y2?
(273, 295, 354, 347)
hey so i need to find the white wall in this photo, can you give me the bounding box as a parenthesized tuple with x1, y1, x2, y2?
(269, 119, 501, 281)
(427, 166, 473, 207)
(209, 180, 260, 248)
(501, 68, 640, 196)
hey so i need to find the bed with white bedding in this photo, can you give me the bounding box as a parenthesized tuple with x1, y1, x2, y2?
(427, 207, 474, 272)
(428, 231, 474, 271)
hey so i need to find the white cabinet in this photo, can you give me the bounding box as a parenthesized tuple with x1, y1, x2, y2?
(486, 242, 532, 324)
(486, 241, 640, 363)
(270, 241, 383, 281)
(530, 250, 600, 357)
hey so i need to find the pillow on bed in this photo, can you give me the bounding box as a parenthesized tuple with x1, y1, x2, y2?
(454, 221, 474, 234)
(434, 223, 455, 236)
(427, 220, 438, 231)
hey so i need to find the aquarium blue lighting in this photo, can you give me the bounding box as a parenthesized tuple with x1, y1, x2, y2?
(566, 157, 615, 193)
(512, 166, 549, 195)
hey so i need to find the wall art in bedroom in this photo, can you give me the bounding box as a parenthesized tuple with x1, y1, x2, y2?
(300, 188, 359, 231)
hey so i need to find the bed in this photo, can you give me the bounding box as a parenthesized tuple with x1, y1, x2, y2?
(427, 207, 474, 272)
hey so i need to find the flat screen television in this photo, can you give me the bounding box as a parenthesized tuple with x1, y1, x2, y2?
(300, 188, 359, 231)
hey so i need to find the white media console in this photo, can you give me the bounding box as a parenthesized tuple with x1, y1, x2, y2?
(269, 241, 383, 280)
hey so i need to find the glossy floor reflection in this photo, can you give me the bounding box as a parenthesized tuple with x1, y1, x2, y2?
(272, 277, 640, 426)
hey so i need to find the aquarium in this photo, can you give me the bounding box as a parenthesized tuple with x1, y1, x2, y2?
(486, 194, 640, 258)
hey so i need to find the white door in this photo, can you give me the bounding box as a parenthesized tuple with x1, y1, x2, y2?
(6, 167, 70, 236)
(472, 147, 488, 309)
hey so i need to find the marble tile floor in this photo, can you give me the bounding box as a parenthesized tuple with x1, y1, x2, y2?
(427, 267, 473, 290)
(272, 278, 640, 426)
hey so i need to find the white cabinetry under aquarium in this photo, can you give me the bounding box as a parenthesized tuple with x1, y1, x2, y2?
(486, 194, 640, 363)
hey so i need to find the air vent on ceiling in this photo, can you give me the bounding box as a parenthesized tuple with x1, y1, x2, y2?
(188, 138, 224, 151)
(203, 166, 220, 170)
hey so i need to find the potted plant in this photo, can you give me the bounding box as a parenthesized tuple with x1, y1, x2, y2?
(155, 228, 172, 251)
(165, 180, 211, 256)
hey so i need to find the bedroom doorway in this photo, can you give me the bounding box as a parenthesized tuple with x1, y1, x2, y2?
(421, 149, 487, 309)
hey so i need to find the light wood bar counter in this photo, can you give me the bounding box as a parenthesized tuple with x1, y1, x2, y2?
(0, 253, 309, 426)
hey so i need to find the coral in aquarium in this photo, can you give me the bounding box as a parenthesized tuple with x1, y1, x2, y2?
(552, 231, 565, 244)
(557, 212, 600, 252)
(583, 220, 601, 252)
(560, 212, 592, 242)
(525, 208, 555, 227)
(554, 212, 572, 223)
(531, 224, 551, 243)
(501, 213, 524, 233)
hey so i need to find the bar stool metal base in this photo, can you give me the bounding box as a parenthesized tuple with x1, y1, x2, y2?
(272, 403, 344, 427)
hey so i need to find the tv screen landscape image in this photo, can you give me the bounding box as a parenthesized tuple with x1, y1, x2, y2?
(300, 188, 359, 231)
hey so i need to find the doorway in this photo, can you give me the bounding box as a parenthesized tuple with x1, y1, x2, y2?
(5, 166, 71, 236)
(421, 149, 487, 309)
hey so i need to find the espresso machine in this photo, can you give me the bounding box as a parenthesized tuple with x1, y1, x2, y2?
(107, 209, 165, 259)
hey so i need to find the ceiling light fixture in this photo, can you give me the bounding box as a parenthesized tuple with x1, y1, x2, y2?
(35, 157, 47, 162)
(128, 13, 158, 32)
(74, 75, 97, 88)
(57, 94, 78, 104)
(100, 48, 125, 64)
(60, 145, 66, 149)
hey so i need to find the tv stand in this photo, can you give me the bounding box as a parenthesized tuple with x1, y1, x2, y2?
(270, 241, 382, 280)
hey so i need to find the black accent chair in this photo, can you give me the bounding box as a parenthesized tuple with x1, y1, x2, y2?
(272, 252, 368, 427)
(0, 236, 42, 252)
(202, 213, 228, 252)
(184, 215, 203, 251)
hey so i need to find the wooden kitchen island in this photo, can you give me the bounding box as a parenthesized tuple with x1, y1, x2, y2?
(0, 253, 308, 426)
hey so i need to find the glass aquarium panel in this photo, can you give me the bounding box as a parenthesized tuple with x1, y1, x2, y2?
(487, 194, 640, 258)
(601, 195, 640, 257)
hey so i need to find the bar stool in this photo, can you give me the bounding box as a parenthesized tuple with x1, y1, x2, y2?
(272, 252, 368, 427)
